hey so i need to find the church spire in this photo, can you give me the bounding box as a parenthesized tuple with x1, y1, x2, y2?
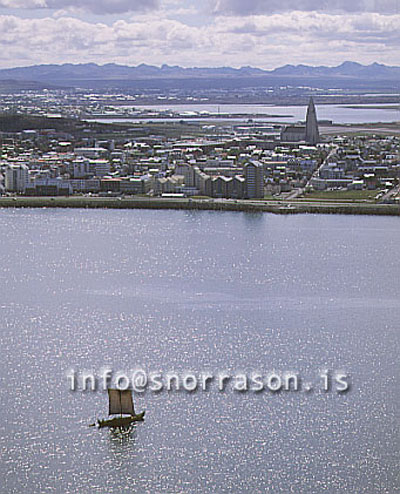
(305, 97, 320, 145)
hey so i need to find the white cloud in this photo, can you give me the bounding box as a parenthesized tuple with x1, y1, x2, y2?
(0, 11, 399, 68)
(0, 0, 158, 14)
(212, 0, 400, 15)
(0, 0, 45, 6)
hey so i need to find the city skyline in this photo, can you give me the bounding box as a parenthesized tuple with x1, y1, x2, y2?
(0, 0, 400, 69)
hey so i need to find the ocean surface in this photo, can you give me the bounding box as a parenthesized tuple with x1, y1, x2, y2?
(0, 209, 399, 494)
(89, 103, 400, 124)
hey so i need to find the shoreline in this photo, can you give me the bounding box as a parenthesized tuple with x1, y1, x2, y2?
(1, 196, 399, 216)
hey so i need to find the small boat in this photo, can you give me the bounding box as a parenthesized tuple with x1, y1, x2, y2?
(93, 389, 145, 429)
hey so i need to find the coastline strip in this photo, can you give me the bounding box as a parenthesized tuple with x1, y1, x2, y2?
(1, 196, 400, 216)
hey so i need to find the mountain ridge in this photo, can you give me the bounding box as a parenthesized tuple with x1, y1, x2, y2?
(1, 61, 400, 82)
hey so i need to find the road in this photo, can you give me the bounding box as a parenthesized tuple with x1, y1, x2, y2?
(379, 185, 400, 204)
(306, 144, 338, 190)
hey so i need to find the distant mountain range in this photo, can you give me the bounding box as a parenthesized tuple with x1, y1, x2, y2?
(0, 61, 399, 91)
(0, 61, 399, 82)
(273, 61, 400, 78)
(0, 63, 264, 82)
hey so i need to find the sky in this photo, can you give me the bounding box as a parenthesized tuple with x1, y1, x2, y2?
(0, 0, 400, 69)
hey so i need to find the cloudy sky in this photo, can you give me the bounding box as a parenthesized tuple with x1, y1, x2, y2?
(0, 0, 399, 68)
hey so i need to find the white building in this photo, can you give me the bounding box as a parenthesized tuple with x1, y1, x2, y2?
(5, 164, 29, 192)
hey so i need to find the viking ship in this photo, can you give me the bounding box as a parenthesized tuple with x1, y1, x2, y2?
(94, 389, 145, 429)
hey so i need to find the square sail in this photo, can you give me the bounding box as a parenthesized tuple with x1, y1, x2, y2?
(108, 389, 135, 415)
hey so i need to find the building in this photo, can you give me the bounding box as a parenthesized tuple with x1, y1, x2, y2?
(25, 177, 72, 196)
(69, 178, 101, 193)
(231, 176, 246, 198)
(305, 97, 320, 145)
(100, 178, 121, 193)
(72, 158, 91, 179)
(194, 167, 211, 196)
(5, 164, 29, 192)
(120, 176, 152, 195)
(74, 147, 109, 159)
(211, 176, 232, 198)
(174, 163, 196, 187)
(89, 160, 111, 178)
(244, 161, 264, 199)
(154, 176, 184, 195)
(280, 125, 306, 143)
(280, 97, 320, 145)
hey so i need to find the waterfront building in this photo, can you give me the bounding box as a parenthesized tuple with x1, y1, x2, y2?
(25, 177, 72, 196)
(5, 164, 29, 192)
(100, 178, 121, 193)
(154, 176, 185, 195)
(175, 163, 196, 187)
(211, 176, 232, 198)
(69, 178, 101, 193)
(194, 167, 211, 196)
(120, 176, 152, 195)
(244, 161, 264, 199)
(231, 176, 246, 198)
(176, 186, 200, 197)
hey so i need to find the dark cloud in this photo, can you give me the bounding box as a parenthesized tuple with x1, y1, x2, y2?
(0, 0, 159, 14)
(213, 0, 400, 15)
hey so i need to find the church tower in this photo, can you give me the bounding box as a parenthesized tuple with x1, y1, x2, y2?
(305, 97, 320, 145)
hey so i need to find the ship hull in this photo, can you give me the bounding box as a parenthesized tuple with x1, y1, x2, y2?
(97, 412, 145, 428)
